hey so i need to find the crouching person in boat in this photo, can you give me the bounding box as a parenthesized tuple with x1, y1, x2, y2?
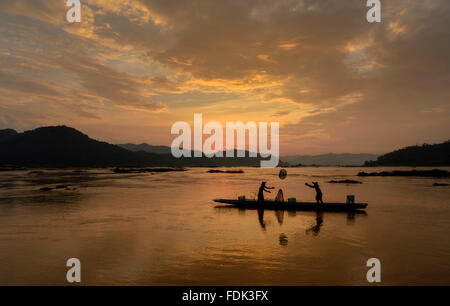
(258, 182, 274, 204)
(305, 182, 324, 204)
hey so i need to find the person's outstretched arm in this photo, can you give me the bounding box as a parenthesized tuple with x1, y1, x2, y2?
(305, 183, 314, 188)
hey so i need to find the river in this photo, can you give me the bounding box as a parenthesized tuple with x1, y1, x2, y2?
(0, 167, 449, 285)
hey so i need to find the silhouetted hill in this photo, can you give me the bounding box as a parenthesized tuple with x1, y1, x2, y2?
(364, 140, 450, 166)
(282, 153, 378, 166)
(0, 126, 157, 167)
(118, 143, 172, 155)
(0, 129, 18, 142)
(117, 143, 288, 167)
(117, 143, 271, 161)
(0, 126, 272, 167)
(117, 142, 203, 157)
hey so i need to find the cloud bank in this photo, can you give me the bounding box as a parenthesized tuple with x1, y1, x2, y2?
(0, 0, 449, 154)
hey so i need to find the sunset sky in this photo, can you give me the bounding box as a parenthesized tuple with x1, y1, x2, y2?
(0, 0, 449, 155)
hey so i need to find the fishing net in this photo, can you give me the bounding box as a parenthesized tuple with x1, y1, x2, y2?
(274, 189, 284, 203)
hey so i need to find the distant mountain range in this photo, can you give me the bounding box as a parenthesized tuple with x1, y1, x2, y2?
(118, 143, 173, 155)
(1, 126, 448, 168)
(117, 143, 202, 157)
(118, 143, 379, 166)
(117, 143, 255, 160)
(279, 153, 379, 166)
(364, 140, 450, 166)
(0, 126, 269, 168)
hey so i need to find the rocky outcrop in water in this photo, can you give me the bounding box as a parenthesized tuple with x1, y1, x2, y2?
(358, 169, 450, 177)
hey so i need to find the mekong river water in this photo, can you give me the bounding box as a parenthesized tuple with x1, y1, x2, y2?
(0, 167, 449, 285)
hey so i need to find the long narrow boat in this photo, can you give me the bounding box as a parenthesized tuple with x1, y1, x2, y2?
(213, 199, 368, 212)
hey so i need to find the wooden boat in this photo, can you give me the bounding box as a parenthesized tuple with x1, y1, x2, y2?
(213, 199, 368, 212)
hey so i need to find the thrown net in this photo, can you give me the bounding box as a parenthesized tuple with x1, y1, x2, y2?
(274, 189, 285, 203)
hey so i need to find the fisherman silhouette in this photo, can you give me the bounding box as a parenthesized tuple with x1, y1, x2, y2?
(305, 182, 324, 204)
(257, 181, 274, 204)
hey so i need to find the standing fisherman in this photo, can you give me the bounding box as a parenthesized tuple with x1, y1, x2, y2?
(257, 182, 274, 204)
(305, 182, 324, 204)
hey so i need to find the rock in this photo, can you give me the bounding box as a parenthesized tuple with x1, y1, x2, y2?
(113, 167, 186, 173)
(358, 169, 450, 177)
(207, 169, 244, 173)
(328, 179, 362, 184)
(433, 183, 449, 186)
